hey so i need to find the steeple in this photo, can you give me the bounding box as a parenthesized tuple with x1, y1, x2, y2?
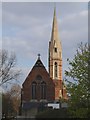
(51, 7, 59, 42)
(48, 7, 64, 100)
(48, 7, 62, 80)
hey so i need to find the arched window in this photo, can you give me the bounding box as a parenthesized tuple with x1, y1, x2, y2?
(32, 82, 37, 99)
(41, 81, 46, 99)
(54, 62, 57, 78)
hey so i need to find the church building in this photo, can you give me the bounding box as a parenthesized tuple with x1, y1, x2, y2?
(21, 8, 67, 115)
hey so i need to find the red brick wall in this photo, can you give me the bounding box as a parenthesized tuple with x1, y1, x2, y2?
(22, 65, 55, 102)
(62, 88, 68, 100)
(53, 80, 62, 100)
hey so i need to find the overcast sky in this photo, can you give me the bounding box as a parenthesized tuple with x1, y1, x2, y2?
(2, 2, 88, 85)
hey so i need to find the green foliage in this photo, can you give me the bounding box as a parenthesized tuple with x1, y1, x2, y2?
(68, 107, 89, 118)
(65, 42, 90, 118)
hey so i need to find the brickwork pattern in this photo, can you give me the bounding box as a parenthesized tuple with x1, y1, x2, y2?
(22, 61, 55, 102)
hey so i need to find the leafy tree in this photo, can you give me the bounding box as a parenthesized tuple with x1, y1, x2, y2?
(0, 49, 21, 86)
(65, 43, 90, 118)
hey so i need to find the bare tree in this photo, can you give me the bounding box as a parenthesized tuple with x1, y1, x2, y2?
(2, 83, 21, 117)
(0, 49, 21, 86)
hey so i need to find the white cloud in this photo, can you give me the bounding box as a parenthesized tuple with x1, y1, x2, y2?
(59, 10, 88, 31)
(80, 10, 88, 16)
(62, 10, 87, 20)
(58, 10, 88, 78)
(2, 6, 51, 64)
(3, 10, 41, 28)
(59, 9, 88, 48)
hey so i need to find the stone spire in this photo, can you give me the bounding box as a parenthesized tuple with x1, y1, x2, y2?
(49, 7, 62, 80)
(51, 7, 60, 45)
(48, 7, 64, 100)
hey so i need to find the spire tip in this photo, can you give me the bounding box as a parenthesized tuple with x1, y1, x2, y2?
(38, 54, 40, 60)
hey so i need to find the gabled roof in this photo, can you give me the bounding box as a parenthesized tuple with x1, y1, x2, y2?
(22, 55, 51, 86)
(33, 57, 45, 68)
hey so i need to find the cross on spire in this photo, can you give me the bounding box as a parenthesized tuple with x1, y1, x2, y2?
(38, 53, 40, 60)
